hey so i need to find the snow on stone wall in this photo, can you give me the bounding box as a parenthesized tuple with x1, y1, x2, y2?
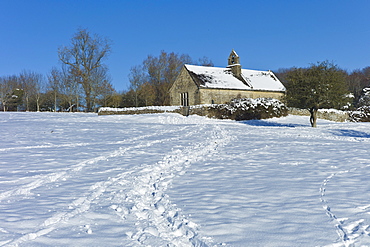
(99, 103, 357, 122)
(288, 108, 350, 122)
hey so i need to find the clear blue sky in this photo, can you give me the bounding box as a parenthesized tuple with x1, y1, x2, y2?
(1, 0, 369, 91)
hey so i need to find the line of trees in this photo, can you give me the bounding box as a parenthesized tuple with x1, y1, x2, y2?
(0, 29, 213, 112)
(90, 56, 370, 112)
(0, 29, 115, 112)
(0, 71, 46, 112)
(124, 51, 213, 107)
(1, 28, 370, 114)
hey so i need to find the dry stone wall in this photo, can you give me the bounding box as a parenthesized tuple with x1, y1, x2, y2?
(287, 108, 350, 122)
(99, 106, 351, 122)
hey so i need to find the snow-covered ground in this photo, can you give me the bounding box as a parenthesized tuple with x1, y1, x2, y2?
(1, 112, 370, 247)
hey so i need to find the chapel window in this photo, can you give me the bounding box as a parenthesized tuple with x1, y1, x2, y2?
(180, 92, 189, 106)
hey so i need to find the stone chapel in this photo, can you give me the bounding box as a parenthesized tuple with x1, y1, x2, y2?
(169, 50, 285, 106)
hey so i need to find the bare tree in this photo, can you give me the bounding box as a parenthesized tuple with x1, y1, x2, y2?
(59, 66, 82, 112)
(95, 80, 116, 108)
(48, 68, 61, 112)
(142, 51, 192, 105)
(128, 51, 213, 106)
(19, 72, 34, 111)
(34, 76, 46, 112)
(138, 82, 156, 106)
(129, 65, 147, 107)
(90, 66, 115, 111)
(197, 56, 214, 67)
(347, 67, 370, 107)
(104, 92, 122, 108)
(58, 28, 111, 112)
(19, 71, 44, 111)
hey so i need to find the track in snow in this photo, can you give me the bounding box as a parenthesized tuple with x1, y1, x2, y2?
(2, 121, 232, 247)
(0, 127, 185, 203)
(320, 164, 370, 247)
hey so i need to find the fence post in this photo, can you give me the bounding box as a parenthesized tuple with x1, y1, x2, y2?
(182, 106, 190, 116)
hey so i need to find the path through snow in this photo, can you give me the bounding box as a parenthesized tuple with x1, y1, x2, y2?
(0, 113, 231, 246)
(1, 113, 370, 246)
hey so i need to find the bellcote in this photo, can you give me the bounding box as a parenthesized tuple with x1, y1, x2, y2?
(228, 49, 240, 66)
(227, 49, 242, 78)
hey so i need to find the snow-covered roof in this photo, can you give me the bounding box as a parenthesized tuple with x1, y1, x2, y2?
(185, 64, 285, 92)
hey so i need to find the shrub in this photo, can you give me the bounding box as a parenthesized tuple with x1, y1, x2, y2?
(358, 88, 370, 107)
(349, 106, 370, 122)
(207, 98, 288, 121)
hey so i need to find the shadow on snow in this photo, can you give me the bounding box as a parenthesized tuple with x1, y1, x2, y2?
(240, 119, 307, 128)
(241, 121, 370, 139)
(330, 129, 370, 139)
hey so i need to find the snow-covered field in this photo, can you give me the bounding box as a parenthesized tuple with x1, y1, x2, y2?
(1, 112, 370, 247)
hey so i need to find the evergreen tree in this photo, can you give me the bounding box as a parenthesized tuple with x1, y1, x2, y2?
(6, 88, 24, 111)
(285, 61, 350, 127)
